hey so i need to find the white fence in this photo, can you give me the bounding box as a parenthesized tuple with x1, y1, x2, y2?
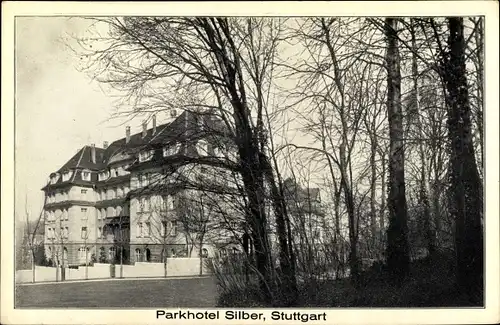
(16, 258, 212, 284)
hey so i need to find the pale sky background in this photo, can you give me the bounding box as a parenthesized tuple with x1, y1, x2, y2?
(15, 17, 137, 222)
(14, 17, 318, 224)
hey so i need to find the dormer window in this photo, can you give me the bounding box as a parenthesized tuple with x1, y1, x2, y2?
(50, 173, 60, 185)
(163, 143, 180, 157)
(139, 150, 154, 162)
(213, 146, 223, 157)
(81, 170, 91, 181)
(110, 168, 117, 178)
(197, 140, 209, 156)
(62, 170, 73, 182)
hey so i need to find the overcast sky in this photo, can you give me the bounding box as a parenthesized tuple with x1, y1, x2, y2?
(15, 17, 139, 222)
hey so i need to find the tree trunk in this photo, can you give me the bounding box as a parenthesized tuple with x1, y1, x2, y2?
(261, 152, 297, 306)
(385, 18, 410, 281)
(442, 17, 483, 300)
(410, 19, 435, 257)
(379, 150, 387, 251)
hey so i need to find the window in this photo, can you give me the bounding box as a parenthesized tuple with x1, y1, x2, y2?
(62, 171, 72, 182)
(197, 140, 209, 156)
(78, 247, 88, 260)
(145, 222, 151, 237)
(135, 249, 142, 262)
(81, 208, 88, 220)
(81, 227, 88, 239)
(202, 248, 209, 258)
(98, 227, 102, 238)
(164, 195, 174, 210)
(62, 247, 68, 263)
(82, 170, 91, 181)
(213, 146, 222, 157)
(108, 188, 115, 200)
(170, 221, 177, 237)
(117, 187, 123, 197)
(163, 143, 180, 157)
(161, 221, 167, 237)
(137, 223, 143, 237)
(140, 197, 149, 212)
(109, 247, 116, 261)
(139, 150, 153, 162)
(110, 169, 117, 178)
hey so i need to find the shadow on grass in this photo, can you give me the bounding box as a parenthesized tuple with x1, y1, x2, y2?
(217, 254, 483, 308)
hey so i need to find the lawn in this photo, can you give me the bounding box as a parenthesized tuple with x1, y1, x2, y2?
(15, 277, 217, 308)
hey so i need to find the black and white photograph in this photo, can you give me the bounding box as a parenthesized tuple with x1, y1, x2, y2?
(1, 1, 499, 324)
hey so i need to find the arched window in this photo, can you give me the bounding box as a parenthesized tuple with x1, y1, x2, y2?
(202, 248, 209, 258)
(171, 249, 176, 258)
(109, 247, 116, 261)
(116, 206, 122, 216)
(62, 247, 68, 264)
(145, 248, 151, 262)
(78, 247, 88, 264)
(219, 248, 227, 258)
(135, 248, 142, 262)
(98, 247, 106, 263)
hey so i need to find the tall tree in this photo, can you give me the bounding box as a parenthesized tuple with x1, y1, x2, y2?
(384, 18, 410, 281)
(442, 17, 483, 299)
(77, 17, 295, 304)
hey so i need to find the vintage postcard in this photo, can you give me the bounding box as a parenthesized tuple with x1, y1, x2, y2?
(1, 1, 499, 324)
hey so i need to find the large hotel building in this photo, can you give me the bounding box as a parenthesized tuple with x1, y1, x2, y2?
(41, 110, 240, 266)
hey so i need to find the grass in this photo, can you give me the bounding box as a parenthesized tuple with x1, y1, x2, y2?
(15, 277, 217, 308)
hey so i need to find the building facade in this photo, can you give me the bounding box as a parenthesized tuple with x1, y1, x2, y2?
(42, 110, 239, 267)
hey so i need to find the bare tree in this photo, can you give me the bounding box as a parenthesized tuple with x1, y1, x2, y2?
(384, 18, 410, 281)
(442, 17, 483, 299)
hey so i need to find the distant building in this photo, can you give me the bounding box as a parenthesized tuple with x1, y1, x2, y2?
(41, 110, 238, 266)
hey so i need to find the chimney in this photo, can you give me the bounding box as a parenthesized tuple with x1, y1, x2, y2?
(126, 126, 131, 143)
(142, 120, 147, 138)
(103, 141, 109, 149)
(91, 144, 96, 164)
(152, 115, 157, 135)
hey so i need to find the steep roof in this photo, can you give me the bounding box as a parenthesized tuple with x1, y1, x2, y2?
(43, 110, 230, 191)
(57, 146, 105, 173)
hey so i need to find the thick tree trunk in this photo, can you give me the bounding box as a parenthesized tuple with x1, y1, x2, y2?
(384, 18, 410, 281)
(442, 17, 483, 300)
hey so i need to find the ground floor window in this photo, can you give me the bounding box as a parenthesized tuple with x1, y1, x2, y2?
(109, 247, 116, 262)
(144, 248, 151, 262)
(135, 248, 142, 262)
(78, 247, 89, 264)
